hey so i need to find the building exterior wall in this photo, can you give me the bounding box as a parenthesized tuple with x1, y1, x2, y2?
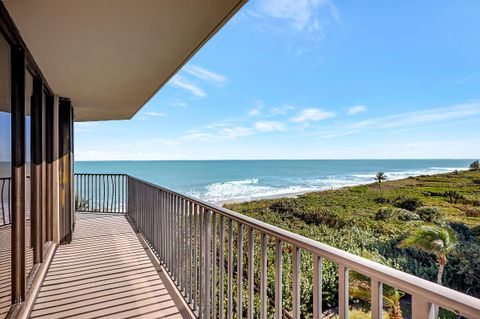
(0, 3, 74, 318)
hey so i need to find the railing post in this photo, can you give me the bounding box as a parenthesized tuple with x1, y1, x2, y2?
(338, 265, 349, 319)
(412, 295, 436, 319)
(313, 255, 323, 319)
(371, 279, 382, 319)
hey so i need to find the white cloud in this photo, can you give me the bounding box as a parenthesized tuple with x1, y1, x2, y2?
(183, 65, 226, 85)
(270, 105, 296, 116)
(258, 0, 338, 33)
(457, 74, 475, 85)
(347, 105, 367, 115)
(253, 0, 339, 53)
(145, 112, 166, 117)
(315, 102, 480, 139)
(255, 121, 285, 132)
(170, 75, 206, 97)
(249, 108, 261, 116)
(183, 126, 254, 142)
(248, 101, 264, 116)
(290, 108, 336, 123)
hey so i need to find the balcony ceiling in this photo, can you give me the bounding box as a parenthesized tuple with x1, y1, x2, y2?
(4, 0, 246, 121)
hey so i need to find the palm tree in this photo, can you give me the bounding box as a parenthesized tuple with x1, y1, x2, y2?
(400, 226, 457, 285)
(349, 251, 404, 319)
(375, 172, 387, 190)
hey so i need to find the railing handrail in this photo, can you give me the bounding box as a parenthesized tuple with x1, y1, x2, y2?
(127, 174, 480, 318)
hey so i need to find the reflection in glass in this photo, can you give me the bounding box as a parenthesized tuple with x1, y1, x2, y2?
(25, 70, 33, 278)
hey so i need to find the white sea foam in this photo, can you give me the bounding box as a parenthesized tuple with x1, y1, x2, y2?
(190, 167, 467, 203)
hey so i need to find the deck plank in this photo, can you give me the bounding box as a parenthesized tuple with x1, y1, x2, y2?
(30, 213, 187, 319)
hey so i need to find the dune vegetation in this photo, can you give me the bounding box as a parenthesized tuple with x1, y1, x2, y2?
(224, 169, 480, 318)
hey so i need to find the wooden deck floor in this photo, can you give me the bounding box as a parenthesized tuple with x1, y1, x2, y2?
(0, 223, 33, 319)
(30, 213, 190, 319)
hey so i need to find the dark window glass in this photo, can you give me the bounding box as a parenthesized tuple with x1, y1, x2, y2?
(25, 70, 33, 277)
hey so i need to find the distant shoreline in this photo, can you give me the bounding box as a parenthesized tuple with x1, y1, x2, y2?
(218, 168, 469, 206)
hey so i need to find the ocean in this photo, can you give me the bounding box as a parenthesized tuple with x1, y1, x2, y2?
(74, 159, 473, 204)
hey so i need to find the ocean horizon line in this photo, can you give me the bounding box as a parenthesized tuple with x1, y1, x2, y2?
(74, 158, 477, 162)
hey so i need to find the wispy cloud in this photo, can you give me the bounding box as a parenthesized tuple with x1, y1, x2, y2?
(316, 102, 480, 139)
(183, 65, 226, 86)
(290, 108, 336, 123)
(457, 74, 475, 85)
(255, 121, 285, 132)
(248, 101, 265, 116)
(347, 105, 367, 115)
(145, 112, 166, 117)
(270, 105, 296, 116)
(170, 75, 206, 97)
(183, 126, 254, 142)
(252, 0, 339, 53)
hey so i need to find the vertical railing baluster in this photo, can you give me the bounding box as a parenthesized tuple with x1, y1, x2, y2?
(212, 213, 217, 319)
(339, 265, 349, 319)
(371, 279, 382, 319)
(188, 201, 193, 304)
(179, 197, 183, 290)
(186, 200, 191, 301)
(205, 210, 212, 319)
(219, 216, 225, 319)
(193, 203, 199, 313)
(168, 193, 172, 273)
(247, 227, 254, 319)
(292, 246, 301, 319)
(237, 223, 244, 319)
(275, 239, 283, 319)
(260, 233, 268, 319)
(177, 195, 181, 285)
(227, 219, 234, 319)
(200, 206, 204, 318)
(313, 255, 323, 319)
(411, 295, 436, 319)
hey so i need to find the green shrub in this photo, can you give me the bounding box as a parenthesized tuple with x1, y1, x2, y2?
(473, 179, 480, 185)
(444, 190, 463, 204)
(375, 207, 394, 220)
(396, 209, 420, 221)
(373, 196, 389, 204)
(394, 196, 423, 211)
(472, 225, 480, 237)
(416, 206, 442, 222)
(269, 199, 303, 217)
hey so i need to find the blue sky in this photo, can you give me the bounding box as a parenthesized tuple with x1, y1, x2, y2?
(75, 0, 480, 160)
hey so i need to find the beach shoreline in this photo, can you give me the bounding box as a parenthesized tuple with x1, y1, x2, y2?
(217, 168, 468, 206)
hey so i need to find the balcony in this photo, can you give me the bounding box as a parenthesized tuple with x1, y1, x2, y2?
(3, 173, 479, 318)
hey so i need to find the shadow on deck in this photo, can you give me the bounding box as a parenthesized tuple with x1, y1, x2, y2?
(30, 213, 192, 319)
(1, 223, 33, 319)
